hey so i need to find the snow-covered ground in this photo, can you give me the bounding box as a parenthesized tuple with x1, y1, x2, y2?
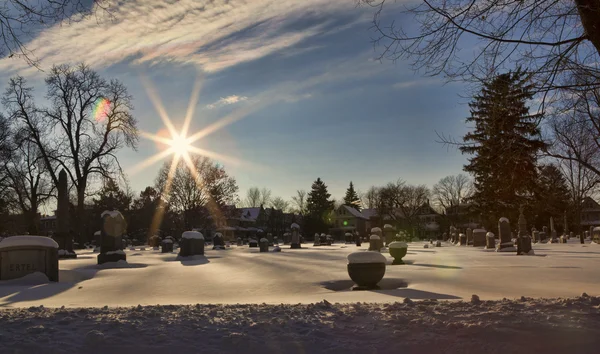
(0, 239, 599, 307)
(0, 239, 599, 353)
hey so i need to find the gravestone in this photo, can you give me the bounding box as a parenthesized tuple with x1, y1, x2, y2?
(516, 206, 533, 255)
(98, 210, 127, 264)
(369, 235, 381, 252)
(580, 234, 585, 244)
(594, 227, 600, 243)
(497, 217, 516, 252)
(540, 226, 548, 242)
(161, 239, 173, 253)
(55, 169, 76, 259)
(179, 231, 204, 256)
(383, 224, 395, 247)
(313, 233, 321, 246)
(267, 233, 274, 246)
(549, 217, 558, 243)
(569, 232, 574, 240)
(532, 230, 540, 243)
(237, 237, 242, 246)
(472, 229, 487, 247)
(485, 232, 496, 249)
(249, 238, 258, 248)
(436, 240, 442, 247)
(371, 227, 383, 249)
(442, 232, 448, 241)
(319, 233, 328, 245)
(584, 231, 590, 240)
(0, 236, 59, 281)
(466, 228, 473, 245)
(459, 233, 467, 246)
(345, 233, 353, 244)
(213, 233, 226, 250)
(290, 223, 301, 249)
(259, 238, 269, 252)
(149, 235, 161, 248)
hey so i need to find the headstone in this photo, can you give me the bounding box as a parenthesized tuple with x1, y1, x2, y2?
(179, 231, 204, 256)
(435, 240, 441, 247)
(497, 217, 515, 252)
(313, 233, 321, 246)
(249, 238, 258, 248)
(593, 227, 600, 243)
(532, 230, 540, 243)
(290, 223, 301, 249)
(541, 226, 548, 241)
(371, 228, 383, 249)
(369, 235, 381, 252)
(584, 231, 590, 240)
(345, 233, 353, 244)
(161, 239, 173, 253)
(516, 206, 533, 255)
(383, 224, 395, 247)
(55, 170, 76, 259)
(485, 232, 496, 249)
(458, 233, 467, 246)
(148, 235, 161, 248)
(213, 233, 226, 250)
(579, 234, 584, 244)
(319, 233, 328, 245)
(326, 235, 333, 246)
(98, 210, 127, 264)
(550, 217, 558, 243)
(259, 238, 269, 252)
(0, 236, 59, 281)
(267, 233, 274, 246)
(569, 232, 574, 240)
(466, 228, 473, 245)
(237, 237, 242, 246)
(472, 229, 486, 247)
(442, 232, 448, 241)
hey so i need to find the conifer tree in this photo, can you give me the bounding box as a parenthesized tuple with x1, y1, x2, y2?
(305, 178, 334, 237)
(460, 70, 546, 225)
(343, 181, 361, 210)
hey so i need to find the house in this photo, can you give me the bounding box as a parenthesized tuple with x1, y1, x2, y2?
(444, 203, 480, 230)
(414, 201, 442, 239)
(329, 205, 369, 240)
(40, 215, 57, 236)
(580, 197, 600, 228)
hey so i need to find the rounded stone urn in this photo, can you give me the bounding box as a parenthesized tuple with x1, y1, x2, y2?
(388, 241, 408, 264)
(347, 251, 386, 289)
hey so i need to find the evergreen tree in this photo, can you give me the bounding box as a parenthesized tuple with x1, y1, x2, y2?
(305, 178, 334, 237)
(343, 181, 361, 210)
(460, 70, 546, 226)
(93, 180, 132, 212)
(532, 164, 570, 229)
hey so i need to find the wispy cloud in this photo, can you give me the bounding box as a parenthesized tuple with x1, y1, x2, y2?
(206, 95, 249, 109)
(0, 0, 370, 76)
(393, 78, 443, 90)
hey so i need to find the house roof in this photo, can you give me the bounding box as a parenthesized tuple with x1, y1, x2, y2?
(239, 207, 261, 221)
(360, 208, 378, 219)
(340, 205, 369, 220)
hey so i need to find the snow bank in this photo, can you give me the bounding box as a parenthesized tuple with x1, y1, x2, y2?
(162, 239, 173, 244)
(0, 272, 49, 285)
(0, 236, 58, 249)
(290, 223, 300, 229)
(260, 238, 268, 243)
(383, 224, 394, 229)
(369, 235, 380, 240)
(371, 227, 382, 233)
(486, 232, 495, 238)
(347, 251, 386, 264)
(499, 217, 509, 223)
(182, 231, 204, 240)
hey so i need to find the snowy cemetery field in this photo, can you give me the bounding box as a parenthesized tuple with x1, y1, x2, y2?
(0, 239, 599, 353)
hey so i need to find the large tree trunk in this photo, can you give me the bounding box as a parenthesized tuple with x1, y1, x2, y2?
(576, 0, 600, 54)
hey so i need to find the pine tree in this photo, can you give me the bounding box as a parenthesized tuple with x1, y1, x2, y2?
(343, 181, 361, 210)
(532, 164, 570, 229)
(460, 70, 546, 226)
(305, 178, 335, 237)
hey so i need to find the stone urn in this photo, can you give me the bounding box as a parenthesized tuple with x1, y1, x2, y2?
(347, 251, 386, 290)
(388, 241, 408, 264)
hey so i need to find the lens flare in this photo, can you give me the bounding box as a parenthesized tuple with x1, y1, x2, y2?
(93, 98, 111, 122)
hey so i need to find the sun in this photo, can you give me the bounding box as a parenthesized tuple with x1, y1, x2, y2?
(168, 133, 191, 157)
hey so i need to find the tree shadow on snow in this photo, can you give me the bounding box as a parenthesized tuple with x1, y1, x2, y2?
(409, 263, 462, 270)
(320, 278, 408, 291)
(372, 288, 462, 300)
(161, 255, 212, 266)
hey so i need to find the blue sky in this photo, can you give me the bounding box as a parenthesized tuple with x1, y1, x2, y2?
(0, 0, 472, 203)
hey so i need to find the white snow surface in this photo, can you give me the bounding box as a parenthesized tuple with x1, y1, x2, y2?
(101, 210, 123, 218)
(0, 240, 598, 311)
(369, 235, 380, 240)
(106, 250, 126, 255)
(389, 241, 408, 249)
(162, 239, 173, 244)
(473, 228, 486, 233)
(487, 232, 495, 237)
(383, 224, 394, 229)
(94, 230, 101, 236)
(347, 250, 387, 264)
(499, 217, 509, 223)
(260, 238, 268, 242)
(0, 236, 58, 249)
(371, 227, 382, 233)
(182, 231, 204, 240)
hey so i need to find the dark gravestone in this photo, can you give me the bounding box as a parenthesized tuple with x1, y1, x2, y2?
(55, 170, 76, 259)
(497, 217, 515, 251)
(580, 234, 585, 244)
(466, 228, 473, 245)
(237, 237, 243, 246)
(148, 235, 161, 248)
(345, 233, 353, 244)
(0, 236, 59, 281)
(290, 223, 301, 249)
(369, 235, 381, 251)
(248, 239, 258, 248)
(472, 229, 487, 247)
(516, 232, 533, 255)
(213, 233, 225, 250)
(541, 226, 548, 241)
(486, 232, 496, 249)
(259, 238, 269, 252)
(98, 211, 127, 264)
(532, 231, 540, 243)
(459, 233, 467, 246)
(179, 231, 204, 256)
(161, 239, 173, 253)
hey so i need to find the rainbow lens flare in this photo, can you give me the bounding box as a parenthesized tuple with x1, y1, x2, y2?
(93, 98, 111, 122)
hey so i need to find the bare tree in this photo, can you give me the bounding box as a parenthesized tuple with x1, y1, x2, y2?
(244, 187, 261, 207)
(362, 0, 600, 100)
(291, 189, 307, 215)
(431, 174, 472, 212)
(155, 156, 238, 231)
(0, 0, 111, 67)
(3, 136, 53, 234)
(362, 186, 381, 209)
(259, 187, 272, 207)
(378, 181, 430, 234)
(270, 197, 289, 212)
(2, 64, 138, 243)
